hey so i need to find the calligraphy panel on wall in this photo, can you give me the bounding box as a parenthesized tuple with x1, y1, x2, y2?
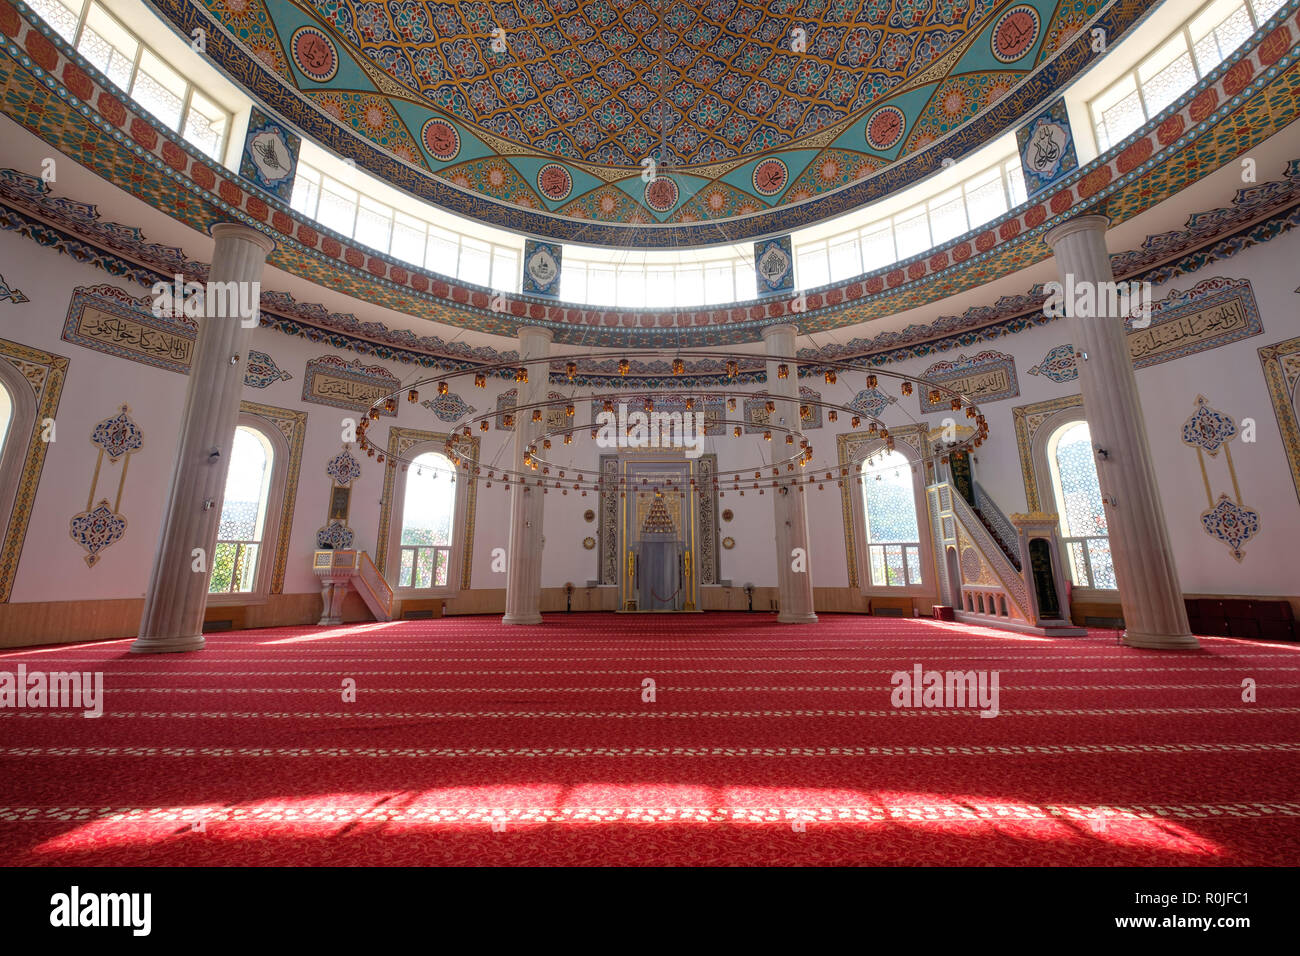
(62, 287, 296, 390)
(62, 285, 196, 373)
(1016, 98, 1077, 197)
(240, 107, 300, 204)
(918, 351, 1019, 412)
(302, 355, 402, 414)
(521, 240, 561, 297)
(1125, 277, 1263, 369)
(1027, 278, 1265, 384)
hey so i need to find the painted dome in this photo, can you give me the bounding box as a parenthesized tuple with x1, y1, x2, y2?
(150, 0, 1149, 244)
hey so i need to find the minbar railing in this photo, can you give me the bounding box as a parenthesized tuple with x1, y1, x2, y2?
(312, 550, 392, 624)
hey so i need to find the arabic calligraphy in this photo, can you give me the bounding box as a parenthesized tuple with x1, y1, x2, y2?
(309, 374, 392, 410)
(1129, 301, 1248, 364)
(67, 305, 194, 371)
(920, 354, 1021, 411)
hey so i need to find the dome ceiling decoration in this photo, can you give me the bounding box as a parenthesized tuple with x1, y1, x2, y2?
(151, 0, 1155, 244)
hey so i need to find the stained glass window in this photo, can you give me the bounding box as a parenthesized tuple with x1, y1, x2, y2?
(210, 426, 273, 594)
(1049, 422, 1117, 589)
(861, 450, 922, 587)
(398, 452, 456, 589)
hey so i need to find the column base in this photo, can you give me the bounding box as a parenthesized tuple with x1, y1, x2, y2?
(501, 612, 543, 626)
(777, 611, 819, 625)
(130, 633, 205, 654)
(1122, 629, 1201, 650)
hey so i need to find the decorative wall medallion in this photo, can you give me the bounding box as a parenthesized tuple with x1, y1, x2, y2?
(752, 159, 788, 197)
(290, 25, 338, 83)
(722, 509, 733, 522)
(90, 406, 144, 461)
(73, 404, 142, 567)
(1016, 98, 1076, 197)
(1181, 395, 1258, 562)
(722, 537, 735, 550)
(537, 163, 572, 202)
(63, 285, 195, 374)
(0, 273, 28, 303)
(754, 236, 794, 296)
(244, 350, 293, 388)
(302, 355, 401, 414)
(325, 449, 362, 486)
(582, 536, 595, 550)
(848, 387, 898, 418)
(919, 350, 1019, 410)
(315, 520, 355, 551)
(1200, 496, 1260, 563)
(522, 240, 562, 297)
(584, 509, 595, 523)
(68, 501, 126, 568)
(240, 107, 300, 203)
(421, 391, 476, 422)
(421, 119, 461, 162)
(865, 106, 905, 151)
(1027, 344, 1078, 383)
(643, 176, 679, 213)
(991, 4, 1041, 63)
(1182, 395, 1238, 456)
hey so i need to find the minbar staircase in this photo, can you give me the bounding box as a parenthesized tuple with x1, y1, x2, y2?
(928, 482, 1084, 637)
(971, 481, 1021, 571)
(313, 550, 393, 623)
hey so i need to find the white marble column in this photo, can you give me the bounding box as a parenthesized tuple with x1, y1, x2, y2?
(762, 323, 818, 624)
(1045, 216, 1197, 649)
(132, 224, 275, 654)
(502, 326, 553, 625)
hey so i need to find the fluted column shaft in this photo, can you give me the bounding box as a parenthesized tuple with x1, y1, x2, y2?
(1045, 216, 1197, 649)
(133, 224, 275, 653)
(762, 324, 818, 624)
(502, 326, 552, 625)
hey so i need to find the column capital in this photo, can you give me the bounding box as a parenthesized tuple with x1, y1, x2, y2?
(1044, 214, 1111, 251)
(761, 322, 798, 342)
(209, 222, 276, 255)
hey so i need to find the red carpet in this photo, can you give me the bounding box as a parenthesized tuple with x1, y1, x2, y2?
(2, 612, 1298, 866)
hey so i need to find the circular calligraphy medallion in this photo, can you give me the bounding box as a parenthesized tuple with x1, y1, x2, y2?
(644, 175, 678, 212)
(291, 26, 338, 83)
(992, 5, 1040, 64)
(751, 158, 788, 197)
(537, 162, 572, 202)
(865, 106, 905, 151)
(421, 118, 461, 162)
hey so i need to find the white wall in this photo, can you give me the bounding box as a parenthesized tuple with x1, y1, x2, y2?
(0, 220, 1296, 615)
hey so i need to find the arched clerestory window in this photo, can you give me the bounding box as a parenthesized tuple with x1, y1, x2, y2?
(861, 448, 923, 587)
(1047, 421, 1116, 589)
(210, 425, 275, 595)
(397, 451, 457, 589)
